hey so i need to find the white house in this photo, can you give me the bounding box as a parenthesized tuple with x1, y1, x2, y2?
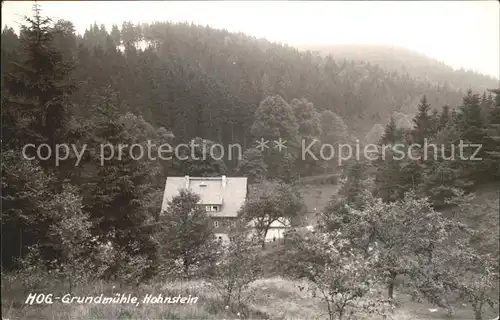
(266, 219, 292, 242)
(247, 218, 292, 242)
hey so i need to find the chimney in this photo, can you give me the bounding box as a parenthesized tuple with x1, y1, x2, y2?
(222, 175, 226, 189)
(185, 175, 190, 189)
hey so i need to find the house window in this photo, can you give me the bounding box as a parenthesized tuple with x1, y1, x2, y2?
(214, 221, 219, 228)
(205, 205, 219, 212)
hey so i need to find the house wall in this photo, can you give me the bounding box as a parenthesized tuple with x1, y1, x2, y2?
(265, 227, 289, 242)
(211, 217, 237, 234)
(214, 233, 230, 243)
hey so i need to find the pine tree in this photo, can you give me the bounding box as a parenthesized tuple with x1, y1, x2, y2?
(458, 90, 489, 182)
(417, 121, 473, 208)
(381, 116, 400, 145)
(110, 24, 121, 46)
(439, 105, 451, 130)
(430, 109, 440, 134)
(460, 90, 484, 132)
(52, 19, 77, 61)
(374, 154, 406, 203)
(3, 4, 76, 166)
(375, 118, 414, 203)
(412, 95, 433, 144)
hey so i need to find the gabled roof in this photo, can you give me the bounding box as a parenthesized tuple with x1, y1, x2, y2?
(161, 176, 248, 217)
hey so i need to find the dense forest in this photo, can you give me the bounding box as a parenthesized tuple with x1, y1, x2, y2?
(301, 44, 499, 92)
(1, 5, 499, 320)
(2, 14, 471, 149)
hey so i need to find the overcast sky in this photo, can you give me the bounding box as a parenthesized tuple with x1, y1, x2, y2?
(2, 1, 499, 78)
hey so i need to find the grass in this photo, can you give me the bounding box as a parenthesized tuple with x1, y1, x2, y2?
(298, 183, 340, 224)
(3, 275, 498, 320)
(250, 277, 499, 320)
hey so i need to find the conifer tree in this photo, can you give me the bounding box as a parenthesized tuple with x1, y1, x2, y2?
(439, 105, 451, 130)
(77, 110, 162, 278)
(457, 90, 489, 182)
(412, 95, 433, 144)
(3, 4, 76, 168)
(380, 116, 400, 145)
(374, 154, 406, 203)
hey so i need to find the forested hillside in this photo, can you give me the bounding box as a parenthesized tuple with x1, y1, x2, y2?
(2, 6, 499, 320)
(2, 20, 468, 145)
(300, 44, 499, 92)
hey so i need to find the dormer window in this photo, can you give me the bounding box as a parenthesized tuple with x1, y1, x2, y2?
(205, 205, 219, 212)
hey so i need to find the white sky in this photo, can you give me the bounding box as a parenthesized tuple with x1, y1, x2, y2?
(2, 1, 499, 78)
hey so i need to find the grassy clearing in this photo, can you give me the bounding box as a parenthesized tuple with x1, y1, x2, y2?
(3, 275, 498, 320)
(298, 184, 340, 223)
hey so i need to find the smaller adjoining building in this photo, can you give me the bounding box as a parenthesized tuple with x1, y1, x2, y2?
(247, 218, 292, 243)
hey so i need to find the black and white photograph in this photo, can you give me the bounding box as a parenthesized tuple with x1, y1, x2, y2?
(1, 1, 499, 319)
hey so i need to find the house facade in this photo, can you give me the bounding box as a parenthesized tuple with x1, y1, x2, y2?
(161, 175, 248, 242)
(247, 218, 292, 242)
(266, 219, 292, 242)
